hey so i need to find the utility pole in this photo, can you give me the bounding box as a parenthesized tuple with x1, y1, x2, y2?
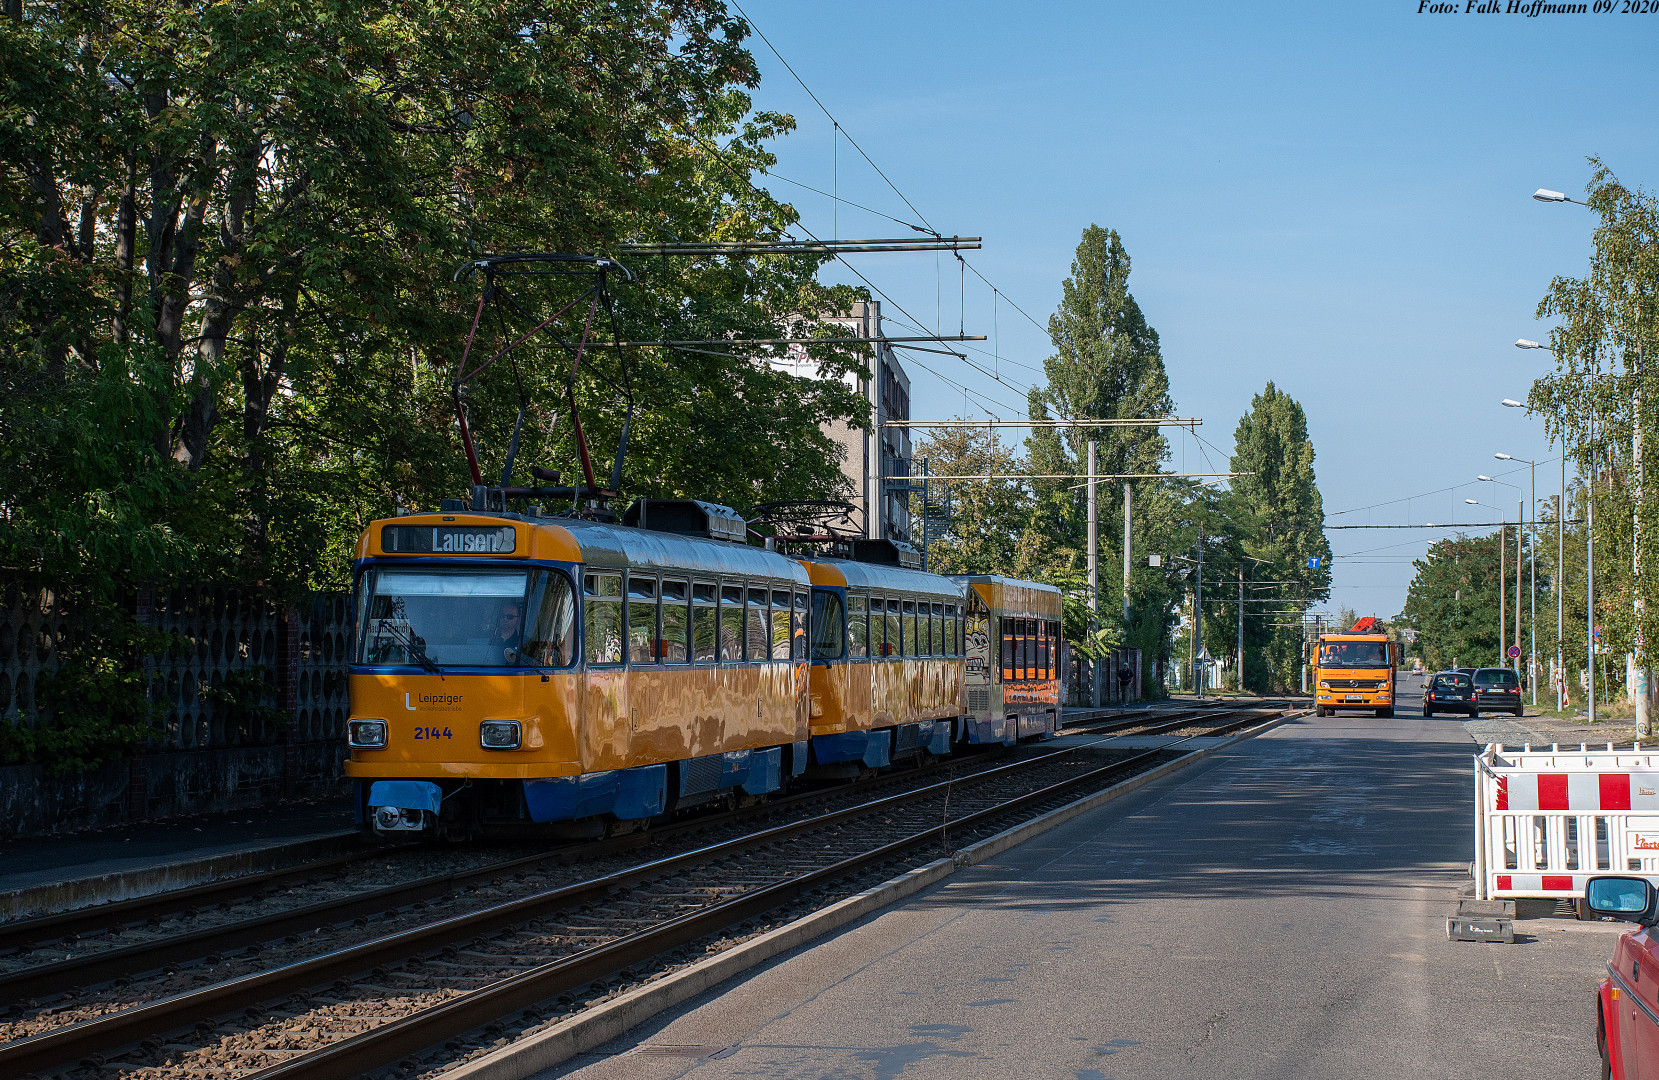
(1637, 312, 1650, 736)
(1237, 564, 1245, 694)
(1087, 440, 1099, 708)
(1122, 480, 1132, 705)
(865, 302, 884, 541)
(1590, 414, 1597, 724)
(1194, 536, 1204, 698)
(1516, 499, 1523, 678)
(1122, 482, 1132, 631)
(1500, 519, 1506, 668)
(1558, 461, 1565, 712)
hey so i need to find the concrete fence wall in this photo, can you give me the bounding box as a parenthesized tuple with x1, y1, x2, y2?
(0, 577, 352, 838)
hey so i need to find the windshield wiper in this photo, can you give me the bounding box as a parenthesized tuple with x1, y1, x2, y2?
(378, 618, 443, 678)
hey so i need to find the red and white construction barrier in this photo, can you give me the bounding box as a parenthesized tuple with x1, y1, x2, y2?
(1476, 743, 1659, 900)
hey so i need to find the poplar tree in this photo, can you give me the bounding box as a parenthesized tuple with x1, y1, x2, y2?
(1025, 224, 1181, 688)
(1226, 382, 1333, 690)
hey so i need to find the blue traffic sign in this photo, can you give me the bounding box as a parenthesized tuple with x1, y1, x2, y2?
(1308, 556, 1321, 569)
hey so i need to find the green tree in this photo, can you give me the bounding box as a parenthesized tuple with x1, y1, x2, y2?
(1226, 382, 1333, 690)
(911, 424, 1029, 576)
(1527, 160, 1658, 702)
(1401, 534, 1505, 670)
(1023, 225, 1183, 687)
(1, 0, 869, 597)
(0, 0, 872, 767)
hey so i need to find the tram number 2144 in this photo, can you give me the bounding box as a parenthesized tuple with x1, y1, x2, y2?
(413, 727, 454, 740)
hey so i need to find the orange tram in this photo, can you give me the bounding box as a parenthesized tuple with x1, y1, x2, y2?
(346, 500, 1064, 839)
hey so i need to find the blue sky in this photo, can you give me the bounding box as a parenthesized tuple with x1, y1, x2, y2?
(736, 0, 1659, 619)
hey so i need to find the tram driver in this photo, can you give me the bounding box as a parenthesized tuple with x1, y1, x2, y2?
(495, 600, 524, 659)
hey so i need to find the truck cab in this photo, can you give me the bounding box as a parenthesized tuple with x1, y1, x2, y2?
(1313, 624, 1401, 718)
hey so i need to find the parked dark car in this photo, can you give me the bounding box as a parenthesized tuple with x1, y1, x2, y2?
(1471, 667, 1524, 716)
(1422, 671, 1477, 716)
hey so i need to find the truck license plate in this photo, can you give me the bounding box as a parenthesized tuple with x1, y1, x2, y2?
(1344, 695, 1363, 702)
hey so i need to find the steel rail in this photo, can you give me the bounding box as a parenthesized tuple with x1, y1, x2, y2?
(0, 851, 373, 953)
(245, 709, 1287, 1080)
(0, 749, 1004, 1002)
(0, 743, 1109, 1076)
(1070, 702, 1289, 740)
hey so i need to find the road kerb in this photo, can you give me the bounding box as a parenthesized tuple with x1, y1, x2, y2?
(442, 710, 1301, 1080)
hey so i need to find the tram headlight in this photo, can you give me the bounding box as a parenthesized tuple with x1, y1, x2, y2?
(348, 719, 388, 748)
(480, 719, 522, 749)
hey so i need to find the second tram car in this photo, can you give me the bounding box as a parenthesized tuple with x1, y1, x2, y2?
(798, 541, 964, 773)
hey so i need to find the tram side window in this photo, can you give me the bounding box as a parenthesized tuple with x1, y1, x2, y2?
(692, 581, 718, 664)
(902, 601, 917, 658)
(626, 575, 657, 664)
(584, 572, 624, 665)
(810, 590, 846, 661)
(847, 594, 868, 659)
(1000, 619, 1014, 680)
(794, 591, 809, 661)
(885, 598, 904, 658)
(930, 603, 944, 657)
(771, 589, 793, 660)
(746, 587, 769, 661)
(870, 595, 887, 657)
(661, 579, 690, 663)
(943, 605, 957, 657)
(1023, 620, 1036, 679)
(719, 584, 746, 661)
(1036, 621, 1049, 680)
(521, 569, 577, 667)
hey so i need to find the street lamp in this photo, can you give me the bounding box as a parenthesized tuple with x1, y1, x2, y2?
(1513, 334, 1592, 720)
(1533, 188, 1591, 207)
(1497, 452, 1540, 706)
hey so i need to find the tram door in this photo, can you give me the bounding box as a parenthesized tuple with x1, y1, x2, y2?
(964, 590, 997, 742)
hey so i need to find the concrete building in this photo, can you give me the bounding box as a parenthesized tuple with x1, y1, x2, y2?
(769, 300, 912, 542)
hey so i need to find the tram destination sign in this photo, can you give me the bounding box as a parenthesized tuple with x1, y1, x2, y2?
(382, 524, 517, 554)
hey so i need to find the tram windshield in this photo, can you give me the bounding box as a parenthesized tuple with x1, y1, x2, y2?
(354, 566, 576, 669)
(1319, 640, 1389, 668)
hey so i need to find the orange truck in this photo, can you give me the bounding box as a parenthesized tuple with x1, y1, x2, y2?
(1313, 617, 1402, 717)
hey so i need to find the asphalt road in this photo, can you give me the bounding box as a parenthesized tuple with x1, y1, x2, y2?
(545, 704, 1615, 1080)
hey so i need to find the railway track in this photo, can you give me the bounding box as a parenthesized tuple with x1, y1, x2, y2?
(0, 745, 1018, 1002)
(0, 703, 1287, 1080)
(0, 698, 1214, 965)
